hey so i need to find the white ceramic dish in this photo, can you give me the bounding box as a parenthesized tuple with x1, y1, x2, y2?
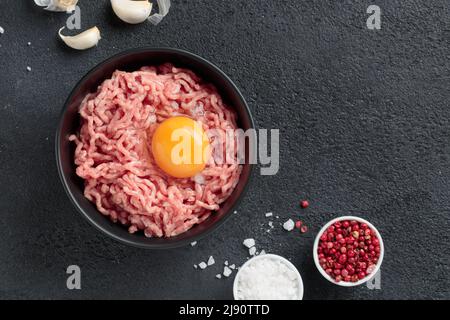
(233, 253, 304, 300)
(313, 216, 384, 287)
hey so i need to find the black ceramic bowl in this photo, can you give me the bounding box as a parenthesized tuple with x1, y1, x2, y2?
(56, 48, 254, 249)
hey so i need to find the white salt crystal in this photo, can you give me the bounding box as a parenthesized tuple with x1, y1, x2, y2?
(27, 42, 31, 46)
(224, 260, 229, 266)
(190, 241, 197, 247)
(0, 26, 4, 34)
(223, 266, 232, 277)
(235, 256, 301, 300)
(216, 274, 222, 279)
(193, 264, 198, 269)
(268, 221, 274, 228)
(207, 256, 215, 266)
(283, 219, 295, 231)
(249, 247, 256, 256)
(229, 264, 236, 269)
(265, 212, 273, 217)
(26, 66, 31, 72)
(243, 238, 255, 248)
(198, 262, 207, 269)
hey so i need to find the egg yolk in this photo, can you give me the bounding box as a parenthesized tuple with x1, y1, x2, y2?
(151, 116, 211, 178)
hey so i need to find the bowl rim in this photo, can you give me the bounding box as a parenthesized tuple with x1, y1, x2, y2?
(233, 253, 304, 300)
(55, 47, 256, 249)
(312, 215, 385, 287)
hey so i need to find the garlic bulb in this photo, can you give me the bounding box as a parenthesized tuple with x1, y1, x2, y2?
(34, 0, 78, 12)
(58, 27, 101, 50)
(111, 0, 153, 24)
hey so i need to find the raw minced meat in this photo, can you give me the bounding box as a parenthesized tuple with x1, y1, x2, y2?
(70, 64, 241, 237)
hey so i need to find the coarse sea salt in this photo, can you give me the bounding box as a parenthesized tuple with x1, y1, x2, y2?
(198, 262, 207, 269)
(283, 219, 295, 231)
(243, 238, 255, 248)
(235, 256, 301, 300)
(223, 266, 232, 277)
(207, 256, 215, 266)
(265, 212, 273, 217)
(0, 26, 4, 34)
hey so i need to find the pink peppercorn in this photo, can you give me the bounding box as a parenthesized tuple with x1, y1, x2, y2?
(317, 219, 381, 283)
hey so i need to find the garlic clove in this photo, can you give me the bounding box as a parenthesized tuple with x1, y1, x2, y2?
(58, 26, 101, 50)
(34, 0, 78, 12)
(111, 0, 153, 24)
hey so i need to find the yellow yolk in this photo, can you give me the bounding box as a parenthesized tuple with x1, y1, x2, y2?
(151, 116, 211, 178)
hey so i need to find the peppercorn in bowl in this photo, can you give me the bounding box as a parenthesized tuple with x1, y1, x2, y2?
(313, 216, 384, 286)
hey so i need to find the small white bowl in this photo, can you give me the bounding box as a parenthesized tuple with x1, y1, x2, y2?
(233, 253, 304, 300)
(313, 216, 384, 287)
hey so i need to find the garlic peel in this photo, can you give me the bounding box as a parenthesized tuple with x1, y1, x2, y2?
(111, 0, 153, 24)
(58, 27, 101, 50)
(148, 0, 171, 25)
(34, 0, 78, 12)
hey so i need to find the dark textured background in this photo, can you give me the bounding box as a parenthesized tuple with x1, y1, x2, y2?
(0, 0, 449, 299)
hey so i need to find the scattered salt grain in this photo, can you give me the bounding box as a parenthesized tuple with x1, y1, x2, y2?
(198, 262, 207, 269)
(223, 266, 232, 277)
(229, 264, 236, 269)
(249, 247, 257, 256)
(243, 238, 255, 248)
(235, 256, 301, 300)
(26, 66, 32, 72)
(265, 212, 273, 217)
(216, 274, 222, 279)
(190, 241, 197, 247)
(27, 42, 31, 46)
(0, 26, 4, 34)
(283, 219, 295, 231)
(207, 256, 215, 266)
(268, 221, 274, 228)
(259, 250, 267, 255)
(193, 264, 198, 269)
(224, 260, 229, 266)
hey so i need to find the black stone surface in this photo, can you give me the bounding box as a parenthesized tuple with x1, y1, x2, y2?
(0, 0, 449, 299)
